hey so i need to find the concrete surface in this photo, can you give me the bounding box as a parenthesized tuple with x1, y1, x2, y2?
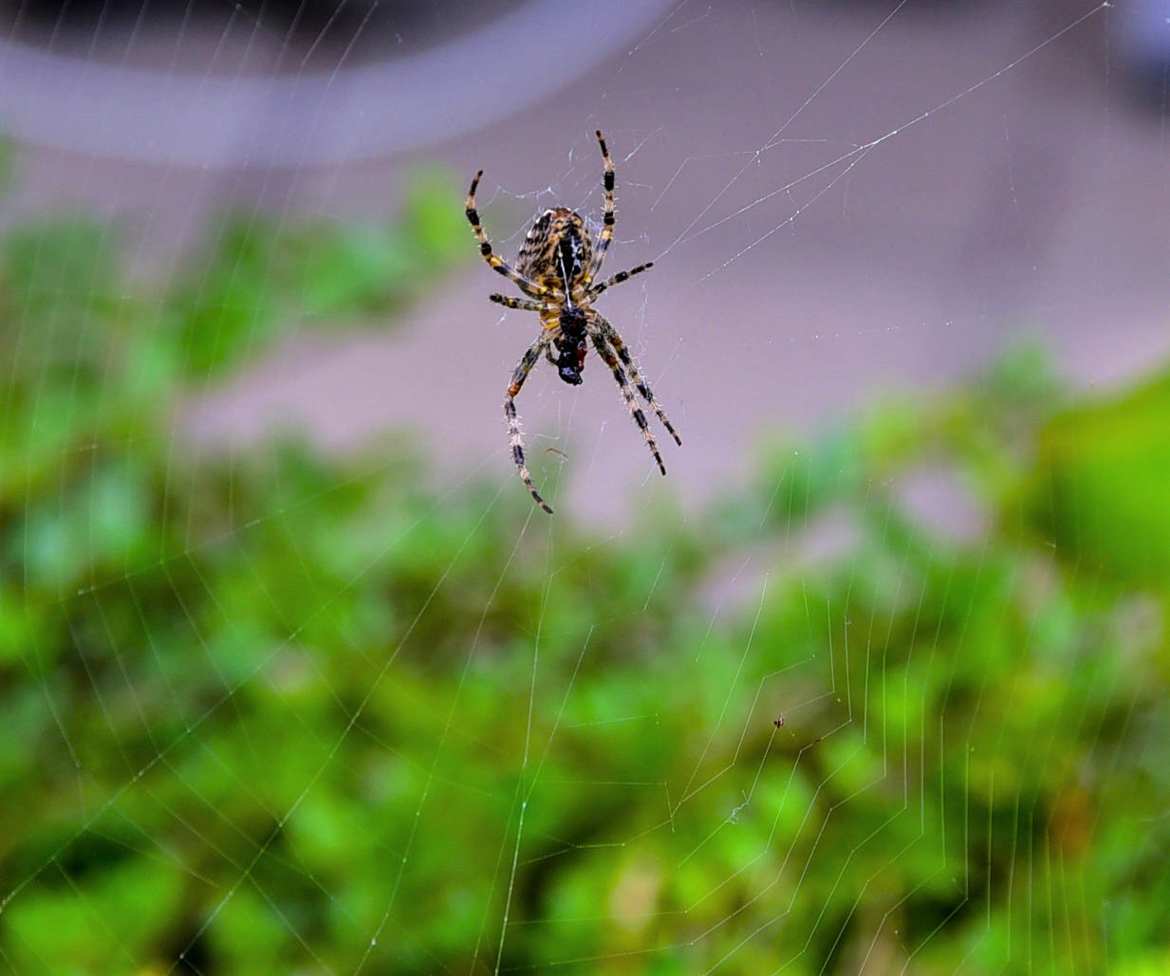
(5, 0, 1167, 524)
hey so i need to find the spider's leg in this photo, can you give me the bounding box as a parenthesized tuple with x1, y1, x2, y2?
(589, 130, 617, 280)
(505, 336, 555, 514)
(588, 262, 654, 301)
(490, 294, 548, 312)
(466, 172, 548, 299)
(594, 314, 682, 446)
(588, 329, 666, 476)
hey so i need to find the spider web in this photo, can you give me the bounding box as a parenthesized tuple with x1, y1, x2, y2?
(1, 0, 1166, 973)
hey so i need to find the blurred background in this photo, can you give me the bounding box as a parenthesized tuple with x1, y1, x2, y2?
(2, 0, 1170, 972)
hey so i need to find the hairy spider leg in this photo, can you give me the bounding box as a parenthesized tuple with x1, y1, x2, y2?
(588, 261, 655, 300)
(590, 130, 617, 281)
(595, 314, 682, 446)
(588, 330, 666, 476)
(489, 294, 551, 312)
(505, 336, 555, 514)
(466, 172, 548, 299)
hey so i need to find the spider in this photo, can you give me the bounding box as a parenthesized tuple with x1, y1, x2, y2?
(465, 129, 681, 514)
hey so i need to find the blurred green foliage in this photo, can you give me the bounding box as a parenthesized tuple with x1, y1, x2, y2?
(0, 168, 1168, 975)
(170, 175, 468, 375)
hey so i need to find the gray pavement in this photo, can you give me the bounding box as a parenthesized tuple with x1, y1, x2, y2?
(6, 0, 1167, 523)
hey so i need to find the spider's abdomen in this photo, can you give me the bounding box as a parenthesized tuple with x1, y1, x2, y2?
(517, 207, 594, 294)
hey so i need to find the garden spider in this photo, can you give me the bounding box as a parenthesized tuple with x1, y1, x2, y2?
(465, 129, 681, 514)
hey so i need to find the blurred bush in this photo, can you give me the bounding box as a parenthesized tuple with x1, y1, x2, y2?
(0, 162, 1168, 975)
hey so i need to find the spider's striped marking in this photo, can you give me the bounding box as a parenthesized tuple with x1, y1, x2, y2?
(489, 294, 549, 313)
(504, 337, 554, 514)
(515, 207, 592, 301)
(591, 130, 617, 280)
(466, 171, 548, 298)
(589, 262, 654, 300)
(590, 332, 665, 476)
(595, 314, 681, 447)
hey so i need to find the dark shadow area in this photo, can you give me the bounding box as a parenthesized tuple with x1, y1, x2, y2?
(0, 0, 526, 70)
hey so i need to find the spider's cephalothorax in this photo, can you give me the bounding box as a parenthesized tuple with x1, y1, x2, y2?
(465, 130, 682, 514)
(553, 308, 588, 385)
